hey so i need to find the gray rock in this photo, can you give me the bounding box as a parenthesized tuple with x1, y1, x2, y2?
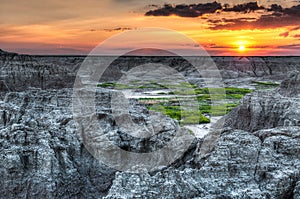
(0, 89, 116, 198)
(220, 72, 300, 132)
(0, 50, 83, 91)
(279, 71, 300, 97)
(1, 50, 300, 198)
(106, 127, 300, 198)
(0, 87, 191, 198)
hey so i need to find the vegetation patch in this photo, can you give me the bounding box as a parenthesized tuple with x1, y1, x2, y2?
(143, 87, 252, 124)
(98, 81, 254, 125)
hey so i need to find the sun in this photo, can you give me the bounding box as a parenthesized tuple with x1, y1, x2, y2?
(239, 45, 246, 51)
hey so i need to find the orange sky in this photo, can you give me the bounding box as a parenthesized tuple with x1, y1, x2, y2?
(0, 0, 300, 56)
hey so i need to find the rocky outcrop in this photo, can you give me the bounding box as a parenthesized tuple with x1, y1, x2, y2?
(220, 71, 299, 132)
(0, 87, 193, 198)
(279, 71, 300, 97)
(0, 89, 116, 198)
(0, 49, 83, 91)
(106, 126, 300, 198)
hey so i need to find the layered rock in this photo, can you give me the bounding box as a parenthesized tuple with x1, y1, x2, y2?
(0, 50, 83, 91)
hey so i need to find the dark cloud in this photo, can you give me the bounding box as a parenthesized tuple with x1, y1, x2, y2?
(145, 2, 222, 18)
(209, 3, 300, 30)
(89, 27, 135, 32)
(144, 1, 265, 18)
(268, 4, 300, 17)
(210, 14, 300, 30)
(103, 27, 134, 32)
(145, 2, 300, 31)
(283, 4, 300, 17)
(223, 2, 265, 13)
(267, 4, 283, 12)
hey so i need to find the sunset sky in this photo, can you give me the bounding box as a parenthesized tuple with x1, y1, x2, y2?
(1, 0, 300, 56)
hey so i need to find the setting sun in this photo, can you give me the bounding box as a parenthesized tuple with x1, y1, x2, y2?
(238, 45, 246, 51)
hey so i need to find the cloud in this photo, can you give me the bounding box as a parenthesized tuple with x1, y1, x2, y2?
(294, 34, 300, 38)
(279, 31, 289, 37)
(144, 2, 265, 18)
(89, 27, 135, 32)
(283, 4, 300, 17)
(267, 4, 283, 12)
(209, 14, 300, 30)
(145, 2, 222, 17)
(146, 4, 159, 8)
(145, 2, 300, 31)
(277, 44, 300, 49)
(209, 3, 300, 30)
(208, 17, 257, 24)
(279, 26, 300, 38)
(223, 2, 265, 13)
(103, 27, 135, 32)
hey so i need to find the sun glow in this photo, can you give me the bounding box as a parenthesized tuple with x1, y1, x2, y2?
(239, 45, 246, 51)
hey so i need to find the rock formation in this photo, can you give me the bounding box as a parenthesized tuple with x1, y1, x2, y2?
(0, 49, 83, 91)
(221, 71, 299, 132)
(0, 87, 194, 198)
(0, 49, 299, 198)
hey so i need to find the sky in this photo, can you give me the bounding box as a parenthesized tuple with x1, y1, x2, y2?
(0, 0, 300, 56)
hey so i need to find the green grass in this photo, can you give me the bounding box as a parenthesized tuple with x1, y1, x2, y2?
(97, 82, 117, 88)
(98, 81, 254, 125)
(143, 86, 253, 124)
(97, 82, 133, 89)
(148, 104, 210, 125)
